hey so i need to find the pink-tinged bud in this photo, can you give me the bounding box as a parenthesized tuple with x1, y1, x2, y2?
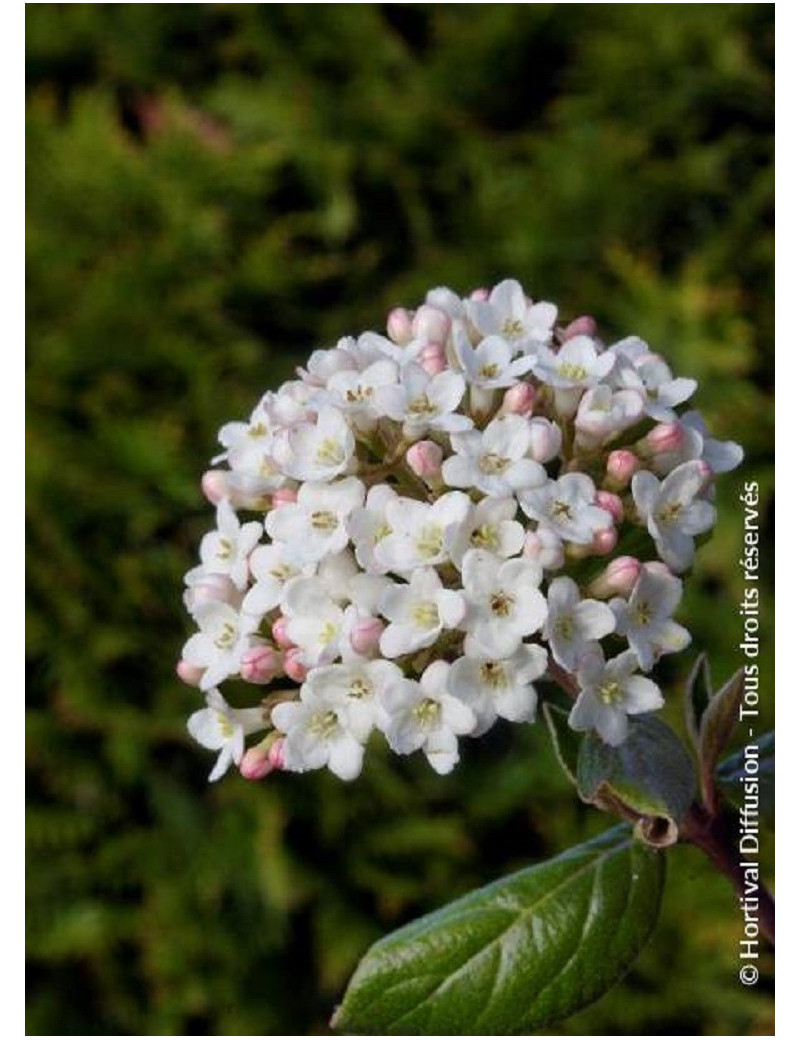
(241, 645, 283, 685)
(523, 529, 564, 570)
(595, 491, 624, 524)
(271, 616, 294, 649)
(588, 556, 642, 598)
(349, 617, 384, 657)
(406, 440, 443, 480)
(412, 304, 451, 345)
(529, 417, 563, 462)
(387, 307, 413, 345)
(563, 315, 597, 340)
(239, 743, 274, 781)
(643, 421, 685, 455)
(267, 737, 286, 772)
(201, 469, 229, 504)
(606, 449, 640, 488)
(417, 341, 447, 376)
(592, 526, 618, 555)
(271, 487, 298, 508)
(284, 648, 308, 683)
(501, 381, 535, 418)
(176, 660, 204, 687)
(696, 460, 713, 488)
(469, 287, 490, 302)
(184, 574, 237, 611)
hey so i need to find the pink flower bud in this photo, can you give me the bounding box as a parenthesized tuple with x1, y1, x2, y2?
(176, 660, 204, 687)
(523, 529, 564, 570)
(184, 574, 237, 611)
(387, 307, 413, 345)
(643, 421, 685, 455)
(588, 556, 642, 598)
(606, 449, 640, 487)
(406, 440, 443, 480)
(501, 382, 535, 418)
(563, 316, 597, 340)
(595, 491, 624, 524)
(696, 460, 713, 488)
(592, 526, 618, 555)
(469, 287, 490, 302)
(239, 743, 274, 781)
(241, 645, 283, 685)
(267, 737, 286, 771)
(201, 469, 230, 504)
(417, 341, 447, 376)
(529, 417, 562, 462)
(412, 304, 451, 345)
(349, 617, 384, 657)
(271, 487, 298, 508)
(284, 648, 308, 683)
(271, 616, 294, 649)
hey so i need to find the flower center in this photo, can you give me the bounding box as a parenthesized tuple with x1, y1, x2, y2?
(634, 601, 653, 626)
(270, 563, 299, 583)
(349, 677, 372, 699)
(216, 536, 233, 561)
(599, 680, 624, 705)
(408, 394, 438, 417)
(502, 318, 524, 338)
(656, 501, 683, 526)
(309, 710, 339, 738)
(558, 362, 588, 382)
(471, 523, 499, 551)
(412, 601, 440, 628)
(490, 591, 514, 617)
(479, 362, 501, 379)
(478, 453, 511, 475)
(345, 386, 373, 403)
(480, 661, 508, 689)
(550, 499, 573, 523)
(315, 437, 344, 466)
(319, 621, 339, 645)
(555, 615, 575, 641)
(373, 520, 392, 543)
(416, 525, 444, 559)
(215, 711, 234, 738)
(413, 697, 440, 729)
(214, 621, 237, 650)
(310, 510, 338, 532)
(248, 422, 268, 438)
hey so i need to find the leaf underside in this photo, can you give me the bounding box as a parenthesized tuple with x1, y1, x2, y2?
(332, 826, 665, 1035)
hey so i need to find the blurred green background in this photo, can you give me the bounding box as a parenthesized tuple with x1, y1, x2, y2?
(26, 4, 774, 1035)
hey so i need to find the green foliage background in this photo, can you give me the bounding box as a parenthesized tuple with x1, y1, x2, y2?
(26, 4, 774, 1035)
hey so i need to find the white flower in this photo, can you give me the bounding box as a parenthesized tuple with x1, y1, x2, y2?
(650, 410, 744, 477)
(461, 549, 547, 658)
(568, 648, 664, 746)
(380, 661, 475, 774)
(615, 351, 697, 422)
(375, 491, 471, 573)
(449, 644, 547, 736)
(522, 527, 565, 570)
(198, 500, 263, 591)
(543, 577, 616, 671)
(519, 473, 612, 545)
(632, 461, 716, 572)
(182, 602, 260, 691)
(241, 542, 314, 616)
(271, 688, 365, 780)
(449, 497, 525, 566)
(321, 359, 399, 428)
(452, 329, 535, 389)
(379, 568, 466, 658)
(187, 689, 267, 781)
(374, 362, 472, 437)
(281, 577, 345, 669)
(531, 336, 615, 390)
(302, 660, 402, 741)
(610, 564, 691, 670)
(574, 385, 645, 445)
(266, 477, 365, 564)
(280, 406, 355, 482)
(347, 484, 398, 574)
(467, 279, 557, 350)
(442, 415, 546, 497)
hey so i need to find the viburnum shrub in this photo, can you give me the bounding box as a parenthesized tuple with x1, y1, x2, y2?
(178, 280, 772, 1034)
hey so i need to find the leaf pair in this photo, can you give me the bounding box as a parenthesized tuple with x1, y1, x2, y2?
(333, 826, 664, 1035)
(684, 654, 745, 812)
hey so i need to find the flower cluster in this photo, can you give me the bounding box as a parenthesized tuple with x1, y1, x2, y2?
(179, 280, 742, 782)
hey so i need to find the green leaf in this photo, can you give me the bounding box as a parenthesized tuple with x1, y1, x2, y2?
(576, 715, 696, 836)
(717, 731, 775, 828)
(541, 701, 582, 784)
(684, 652, 712, 751)
(332, 827, 664, 1035)
(700, 668, 745, 777)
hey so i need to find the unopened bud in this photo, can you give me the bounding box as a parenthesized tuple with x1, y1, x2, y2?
(529, 417, 562, 462)
(271, 486, 298, 508)
(523, 529, 565, 570)
(595, 490, 624, 524)
(387, 307, 413, 345)
(184, 573, 238, 611)
(267, 737, 286, 771)
(606, 449, 640, 488)
(469, 287, 490, 302)
(201, 469, 230, 504)
(592, 526, 618, 555)
(500, 381, 535, 418)
(284, 648, 308, 683)
(588, 556, 642, 598)
(349, 616, 384, 657)
(417, 341, 447, 376)
(406, 440, 443, 480)
(271, 616, 294, 648)
(240, 742, 274, 781)
(563, 316, 597, 340)
(642, 421, 685, 455)
(412, 304, 451, 345)
(176, 660, 204, 687)
(241, 645, 283, 684)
